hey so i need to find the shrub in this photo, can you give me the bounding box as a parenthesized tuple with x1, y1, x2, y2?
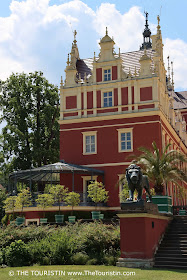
(5, 240, 31, 267)
(0, 224, 55, 248)
(28, 228, 77, 265)
(0, 250, 3, 265)
(0, 221, 120, 266)
(71, 252, 89, 265)
(74, 222, 120, 264)
(86, 258, 97, 265)
(1, 214, 8, 226)
(28, 237, 53, 265)
(51, 238, 74, 264)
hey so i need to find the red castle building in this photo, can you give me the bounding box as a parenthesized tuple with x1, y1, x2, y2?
(59, 14, 187, 209)
(7, 14, 187, 225)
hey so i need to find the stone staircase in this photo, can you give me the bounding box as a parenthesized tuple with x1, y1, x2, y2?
(154, 216, 187, 269)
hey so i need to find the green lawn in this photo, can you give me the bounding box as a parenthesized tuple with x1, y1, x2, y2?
(0, 265, 186, 280)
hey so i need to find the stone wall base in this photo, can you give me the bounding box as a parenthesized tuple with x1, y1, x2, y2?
(116, 258, 154, 268)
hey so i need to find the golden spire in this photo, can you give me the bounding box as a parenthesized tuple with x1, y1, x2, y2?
(94, 51, 96, 61)
(171, 61, 174, 88)
(106, 27, 108, 36)
(157, 15, 161, 32)
(73, 30, 77, 44)
(67, 53, 70, 66)
(60, 76, 63, 88)
(167, 56, 171, 81)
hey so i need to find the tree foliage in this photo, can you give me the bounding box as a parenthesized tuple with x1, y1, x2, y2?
(3, 196, 16, 218)
(64, 191, 80, 215)
(136, 141, 187, 194)
(36, 194, 54, 217)
(87, 181, 109, 209)
(15, 189, 32, 215)
(0, 71, 59, 172)
(0, 189, 7, 221)
(49, 184, 68, 213)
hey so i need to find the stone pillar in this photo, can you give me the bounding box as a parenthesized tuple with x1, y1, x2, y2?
(116, 201, 171, 268)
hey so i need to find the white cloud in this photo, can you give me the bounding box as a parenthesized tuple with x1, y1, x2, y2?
(164, 38, 187, 90)
(94, 4, 144, 52)
(0, 0, 186, 91)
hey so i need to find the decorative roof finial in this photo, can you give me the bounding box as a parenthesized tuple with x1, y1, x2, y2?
(167, 56, 171, 81)
(106, 27, 108, 36)
(67, 53, 70, 66)
(60, 76, 63, 88)
(94, 51, 96, 61)
(171, 61, 174, 88)
(140, 11, 152, 50)
(145, 11, 149, 27)
(157, 15, 161, 30)
(73, 30, 77, 44)
(119, 48, 120, 58)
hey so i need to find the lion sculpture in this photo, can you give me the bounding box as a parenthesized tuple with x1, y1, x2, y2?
(125, 164, 152, 202)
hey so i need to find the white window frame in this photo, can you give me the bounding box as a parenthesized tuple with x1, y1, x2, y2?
(82, 131, 97, 155)
(103, 68, 111, 81)
(25, 219, 40, 226)
(117, 128, 133, 153)
(101, 89, 113, 108)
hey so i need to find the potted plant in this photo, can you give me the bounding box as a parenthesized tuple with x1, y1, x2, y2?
(135, 141, 187, 213)
(4, 196, 17, 221)
(15, 188, 32, 225)
(49, 184, 68, 223)
(87, 181, 109, 219)
(64, 191, 80, 223)
(36, 193, 54, 224)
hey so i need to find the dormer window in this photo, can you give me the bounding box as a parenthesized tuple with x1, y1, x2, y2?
(104, 69, 111, 81)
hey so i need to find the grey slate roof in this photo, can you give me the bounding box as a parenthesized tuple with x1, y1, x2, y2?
(173, 91, 187, 110)
(76, 49, 155, 79)
(76, 49, 186, 111)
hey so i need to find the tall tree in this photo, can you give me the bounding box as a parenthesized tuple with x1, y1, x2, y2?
(0, 71, 59, 171)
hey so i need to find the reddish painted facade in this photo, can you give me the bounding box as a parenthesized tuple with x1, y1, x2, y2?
(121, 87, 128, 105)
(140, 87, 152, 101)
(96, 68, 102, 82)
(60, 115, 163, 207)
(119, 216, 169, 259)
(59, 26, 187, 209)
(112, 66, 118, 80)
(87, 91, 93, 109)
(66, 96, 77, 109)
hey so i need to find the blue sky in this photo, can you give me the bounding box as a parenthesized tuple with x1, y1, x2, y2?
(0, 0, 186, 91)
